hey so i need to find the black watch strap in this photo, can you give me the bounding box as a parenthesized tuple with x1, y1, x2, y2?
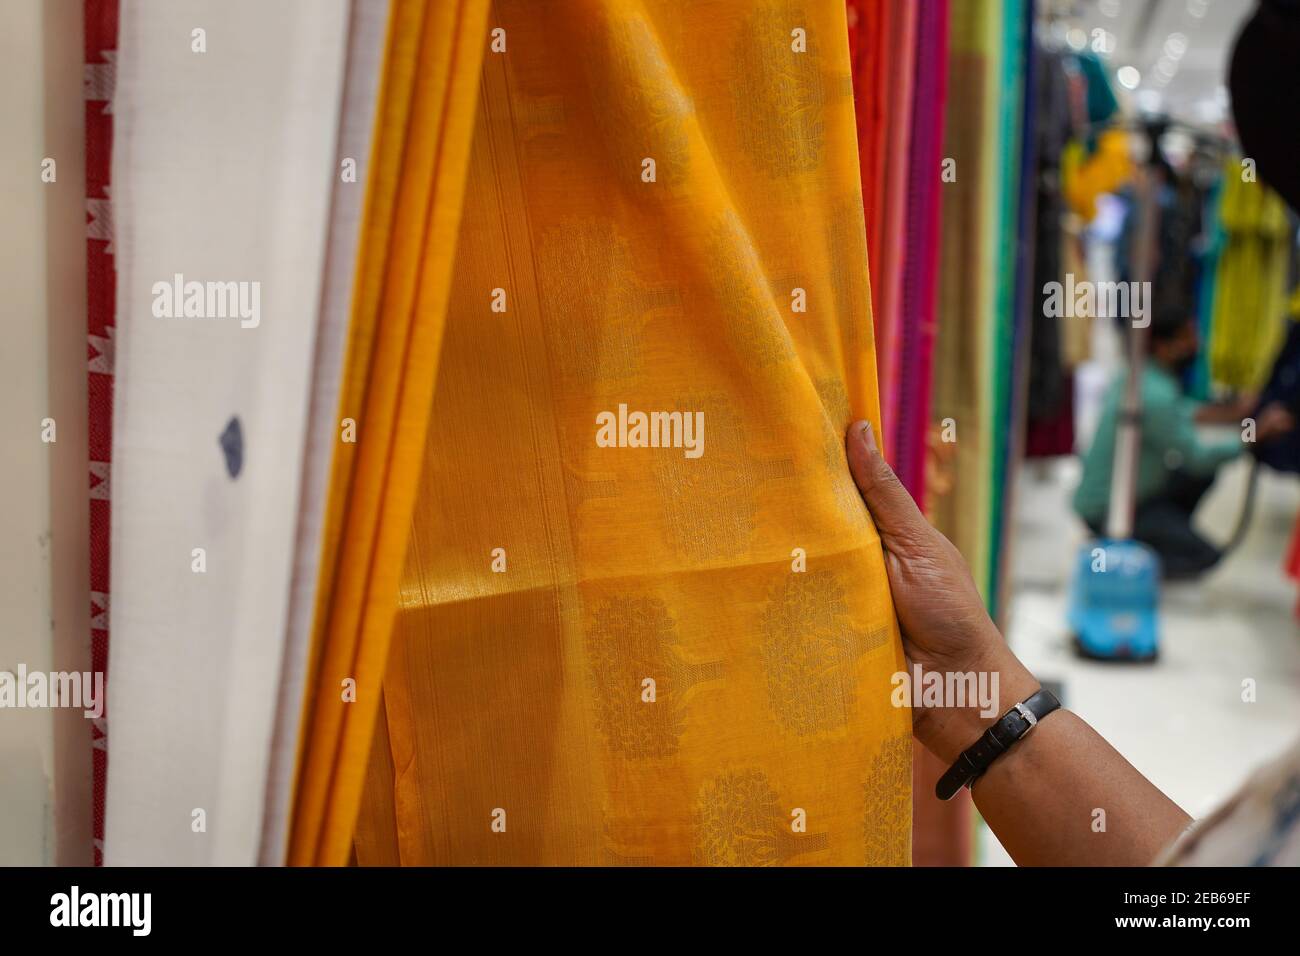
(934, 689, 1061, 801)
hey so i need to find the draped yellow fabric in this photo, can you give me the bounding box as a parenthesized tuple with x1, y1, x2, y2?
(1209, 160, 1290, 391)
(349, 0, 912, 866)
(288, 0, 492, 867)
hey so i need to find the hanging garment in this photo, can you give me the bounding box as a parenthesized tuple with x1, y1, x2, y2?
(1025, 44, 1072, 447)
(1208, 161, 1291, 391)
(920, 0, 1021, 868)
(929, 0, 1025, 610)
(1025, 373, 1075, 458)
(847, 0, 922, 476)
(986, 0, 1028, 617)
(929, 0, 998, 595)
(1074, 50, 1119, 131)
(350, 0, 912, 867)
(874, 0, 919, 451)
(287, 0, 493, 867)
(1190, 177, 1224, 401)
(848, 0, 958, 868)
(259, 0, 391, 866)
(1062, 130, 1130, 223)
(1058, 212, 1092, 368)
(104, 0, 350, 866)
(893, 0, 949, 506)
(1156, 173, 1204, 326)
(846, 0, 889, 301)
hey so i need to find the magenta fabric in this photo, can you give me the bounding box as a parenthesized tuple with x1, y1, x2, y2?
(85, 0, 119, 868)
(894, 0, 949, 508)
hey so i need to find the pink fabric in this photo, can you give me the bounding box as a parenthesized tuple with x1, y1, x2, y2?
(876, 0, 918, 451)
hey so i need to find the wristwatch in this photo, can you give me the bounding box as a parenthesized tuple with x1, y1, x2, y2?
(935, 689, 1061, 800)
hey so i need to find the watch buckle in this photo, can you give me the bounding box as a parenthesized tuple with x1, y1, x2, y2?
(1014, 702, 1038, 730)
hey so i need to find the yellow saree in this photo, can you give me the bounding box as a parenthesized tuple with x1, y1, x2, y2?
(303, 0, 912, 866)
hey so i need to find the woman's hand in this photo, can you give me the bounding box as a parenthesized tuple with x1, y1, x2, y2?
(846, 421, 1192, 863)
(846, 421, 1038, 762)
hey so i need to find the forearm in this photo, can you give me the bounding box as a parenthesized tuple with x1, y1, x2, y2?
(972, 708, 1191, 866)
(1164, 422, 1242, 473)
(1194, 401, 1243, 426)
(914, 637, 1191, 866)
(846, 420, 1193, 865)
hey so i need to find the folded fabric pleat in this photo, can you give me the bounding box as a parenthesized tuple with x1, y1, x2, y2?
(260, 0, 392, 867)
(288, 0, 492, 867)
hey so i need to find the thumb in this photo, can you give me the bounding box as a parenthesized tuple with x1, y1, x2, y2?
(846, 420, 932, 552)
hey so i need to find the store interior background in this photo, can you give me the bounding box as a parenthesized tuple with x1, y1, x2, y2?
(986, 0, 1300, 864)
(7, 0, 1300, 868)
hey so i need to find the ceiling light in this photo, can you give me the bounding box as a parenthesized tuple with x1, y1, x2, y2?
(1117, 65, 1141, 90)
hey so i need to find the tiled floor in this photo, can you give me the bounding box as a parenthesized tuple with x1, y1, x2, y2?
(977, 453, 1300, 865)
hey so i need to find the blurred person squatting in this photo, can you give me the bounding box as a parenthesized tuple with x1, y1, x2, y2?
(1072, 306, 1294, 579)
